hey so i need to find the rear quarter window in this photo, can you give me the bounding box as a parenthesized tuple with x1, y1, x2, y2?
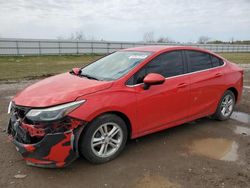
(210, 55, 224, 67)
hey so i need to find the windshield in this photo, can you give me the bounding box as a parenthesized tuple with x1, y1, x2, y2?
(80, 51, 152, 81)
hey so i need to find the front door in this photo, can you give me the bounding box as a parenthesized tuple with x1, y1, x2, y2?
(128, 50, 190, 134)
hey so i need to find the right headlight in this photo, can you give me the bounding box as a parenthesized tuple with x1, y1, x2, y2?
(26, 100, 85, 122)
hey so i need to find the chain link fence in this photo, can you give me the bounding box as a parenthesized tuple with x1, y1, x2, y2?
(0, 38, 250, 56)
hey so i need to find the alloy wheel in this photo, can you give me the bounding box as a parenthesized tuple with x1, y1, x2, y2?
(91, 122, 123, 158)
(220, 94, 234, 117)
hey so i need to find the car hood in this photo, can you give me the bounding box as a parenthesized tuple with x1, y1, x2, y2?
(14, 73, 113, 107)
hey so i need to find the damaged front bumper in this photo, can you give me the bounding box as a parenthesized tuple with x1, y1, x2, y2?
(7, 106, 85, 168)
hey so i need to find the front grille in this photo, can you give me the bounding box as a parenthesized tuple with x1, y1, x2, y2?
(11, 103, 30, 119)
(8, 113, 31, 143)
(8, 103, 32, 143)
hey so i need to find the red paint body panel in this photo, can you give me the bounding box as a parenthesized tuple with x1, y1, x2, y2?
(134, 74, 191, 134)
(14, 73, 113, 107)
(9, 46, 243, 167)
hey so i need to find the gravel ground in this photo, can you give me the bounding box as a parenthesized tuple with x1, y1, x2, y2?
(0, 67, 250, 188)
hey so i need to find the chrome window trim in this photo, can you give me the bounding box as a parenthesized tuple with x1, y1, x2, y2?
(126, 60, 226, 88)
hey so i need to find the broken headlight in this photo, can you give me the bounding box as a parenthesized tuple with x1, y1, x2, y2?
(26, 100, 85, 122)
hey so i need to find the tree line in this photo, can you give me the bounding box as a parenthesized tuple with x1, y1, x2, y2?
(56, 31, 250, 45)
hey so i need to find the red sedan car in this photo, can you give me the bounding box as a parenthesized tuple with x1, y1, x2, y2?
(7, 46, 243, 168)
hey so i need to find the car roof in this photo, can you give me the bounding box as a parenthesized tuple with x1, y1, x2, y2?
(122, 45, 211, 53)
(120, 45, 225, 60)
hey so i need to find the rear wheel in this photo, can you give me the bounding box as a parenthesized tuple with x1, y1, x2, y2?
(79, 114, 127, 164)
(213, 90, 235, 121)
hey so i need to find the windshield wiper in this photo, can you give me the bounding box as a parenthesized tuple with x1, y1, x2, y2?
(81, 74, 99, 81)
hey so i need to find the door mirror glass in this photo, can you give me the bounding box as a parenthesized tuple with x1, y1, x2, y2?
(143, 73, 165, 89)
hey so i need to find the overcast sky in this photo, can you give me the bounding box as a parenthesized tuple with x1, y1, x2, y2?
(0, 0, 249, 42)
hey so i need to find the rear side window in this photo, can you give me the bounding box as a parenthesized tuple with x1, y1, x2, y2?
(210, 55, 224, 67)
(186, 51, 212, 72)
(127, 51, 184, 85)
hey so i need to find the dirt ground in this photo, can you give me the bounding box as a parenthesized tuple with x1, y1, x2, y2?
(0, 68, 250, 188)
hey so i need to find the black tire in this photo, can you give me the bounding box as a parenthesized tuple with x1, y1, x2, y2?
(213, 90, 235, 121)
(79, 114, 128, 164)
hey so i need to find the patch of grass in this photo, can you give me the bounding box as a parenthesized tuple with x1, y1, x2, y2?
(0, 55, 103, 81)
(218, 53, 250, 64)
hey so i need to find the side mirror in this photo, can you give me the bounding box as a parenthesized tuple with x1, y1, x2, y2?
(143, 73, 165, 90)
(71, 67, 81, 75)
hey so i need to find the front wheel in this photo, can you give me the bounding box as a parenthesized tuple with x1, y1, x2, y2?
(79, 114, 128, 164)
(213, 90, 235, 121)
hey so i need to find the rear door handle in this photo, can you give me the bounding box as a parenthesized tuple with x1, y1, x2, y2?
(215, 73, 223, 77)
(177, 83, 188, 88)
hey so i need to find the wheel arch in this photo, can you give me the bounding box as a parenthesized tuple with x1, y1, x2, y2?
(86, 111, 133, 139)
(227, 87, 238, 102)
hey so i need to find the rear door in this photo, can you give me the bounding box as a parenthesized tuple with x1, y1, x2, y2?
(185, 50, 221, 117)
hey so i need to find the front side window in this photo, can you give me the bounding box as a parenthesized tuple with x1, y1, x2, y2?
(80, 51, 151, 81)
(127, 51, 184, 85)
(186, 51, 212, 72)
